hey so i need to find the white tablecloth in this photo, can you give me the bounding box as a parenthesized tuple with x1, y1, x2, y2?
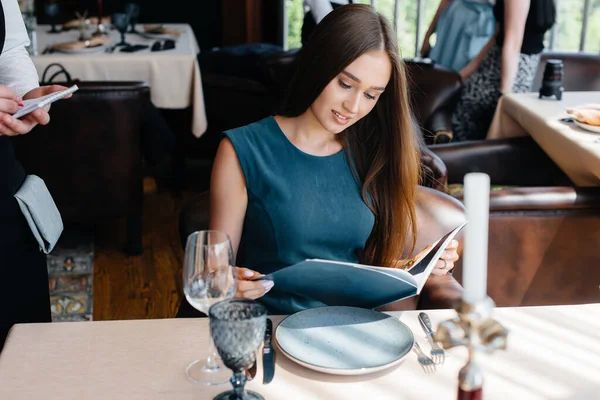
(487, 91, 600, 186)
(32, 23, 207, 137)
(1, 304, 599, 399)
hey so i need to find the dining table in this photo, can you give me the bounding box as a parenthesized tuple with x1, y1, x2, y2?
(1, 303, 599, 399)
(31, 23, 207, 138)
(486, 91, 600, 186)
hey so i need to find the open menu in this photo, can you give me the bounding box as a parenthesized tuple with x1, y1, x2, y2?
(255, 221, 467, 309)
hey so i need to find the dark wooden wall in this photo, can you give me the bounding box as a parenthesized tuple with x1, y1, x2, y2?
(35, 0, 283, 50)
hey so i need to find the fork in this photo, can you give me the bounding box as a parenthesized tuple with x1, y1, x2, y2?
(418, 312, 446, 365)
(413, 342, 436, 374)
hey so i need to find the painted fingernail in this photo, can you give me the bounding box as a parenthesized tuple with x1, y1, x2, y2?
(243, 270, 254, 277)
(262, 281, 274, 291)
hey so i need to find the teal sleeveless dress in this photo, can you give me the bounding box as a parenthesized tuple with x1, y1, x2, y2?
(224, 116, 375, 314)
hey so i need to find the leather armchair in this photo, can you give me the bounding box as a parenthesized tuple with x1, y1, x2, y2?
(404, 61, 462, 145)
(176, 186, 466, 317)
(12, 81, 150, 255)
(182, 45, 293, 161)
(431, 137, 600, 307)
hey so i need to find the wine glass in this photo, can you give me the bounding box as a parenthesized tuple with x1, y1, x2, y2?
(209, 300, 267, 400)
(111, 13, 130, 47)
(123, 2, 140, 34)
(44, 2, 62, 34)
(183, 230, 237, 385)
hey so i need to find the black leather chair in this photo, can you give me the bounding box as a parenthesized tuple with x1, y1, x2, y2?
(12, 81, 152, 255)
(404, 60, 462, 145)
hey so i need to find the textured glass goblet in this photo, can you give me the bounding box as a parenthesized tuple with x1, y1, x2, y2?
(44, 3, 61, 33)
(210, 300, 267, 400)
(123, 2, 140, 33)
(111, 13, 130, 47)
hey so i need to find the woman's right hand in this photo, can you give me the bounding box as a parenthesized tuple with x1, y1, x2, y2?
(234, 267, 274, 300)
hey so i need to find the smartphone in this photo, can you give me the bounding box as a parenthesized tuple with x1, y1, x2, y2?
(12, 85, 79, 119)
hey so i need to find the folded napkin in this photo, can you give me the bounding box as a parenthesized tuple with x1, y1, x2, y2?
(143, 25, 181, 37)
(62, 16, 111, 30)
(566, 104, 600, 126)
(50, 36, 110, 51)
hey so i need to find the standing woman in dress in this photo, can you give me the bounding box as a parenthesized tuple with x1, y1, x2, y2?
(452, 0, 556, 141)
(0, 0, 68, 350)
(421, 0, 496, 74)
(201, 4, 460, 315)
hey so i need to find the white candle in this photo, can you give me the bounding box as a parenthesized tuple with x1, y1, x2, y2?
(462, 173, 490, 303)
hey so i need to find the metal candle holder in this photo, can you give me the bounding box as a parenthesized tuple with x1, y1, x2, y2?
(434, 296, 509, 400)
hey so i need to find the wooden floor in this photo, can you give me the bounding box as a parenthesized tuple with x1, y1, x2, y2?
(92, 185, 202, 321)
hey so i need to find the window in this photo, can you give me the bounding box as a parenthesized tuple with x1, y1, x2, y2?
(287, 0, 600, 55)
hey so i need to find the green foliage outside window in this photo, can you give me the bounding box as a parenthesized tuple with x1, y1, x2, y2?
(287, 0, 600, 55)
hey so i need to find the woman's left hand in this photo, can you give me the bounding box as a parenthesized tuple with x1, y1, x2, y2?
(430, 239, 459, 276)
(0, 85, 69, 136)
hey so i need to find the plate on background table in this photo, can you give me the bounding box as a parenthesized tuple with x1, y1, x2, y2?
(141, 25, 182, 41)
(141, 32, 180, 41)
(50, 38, 109, 55)
(574, 120, 600, 134)
(275, 306, 414, 375)
(54, 44, 107, 54)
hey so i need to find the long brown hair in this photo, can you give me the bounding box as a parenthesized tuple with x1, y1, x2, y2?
(280, 4, 421, 266)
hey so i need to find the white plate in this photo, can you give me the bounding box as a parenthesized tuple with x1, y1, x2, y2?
(54, 44, 107, 54)
(275, 306, 414, 375)
(574, 120, 600, 134)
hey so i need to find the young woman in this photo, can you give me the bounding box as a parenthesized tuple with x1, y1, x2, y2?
(209, 4, 460, 314)
(452, 0, 556, 141)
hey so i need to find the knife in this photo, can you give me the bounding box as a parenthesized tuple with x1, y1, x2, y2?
(262, 318, 275, 384)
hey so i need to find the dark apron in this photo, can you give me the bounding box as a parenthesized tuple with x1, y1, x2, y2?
(0, 3, 52, 351)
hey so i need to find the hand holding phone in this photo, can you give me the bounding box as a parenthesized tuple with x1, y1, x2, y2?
(13, 85, 79, 119)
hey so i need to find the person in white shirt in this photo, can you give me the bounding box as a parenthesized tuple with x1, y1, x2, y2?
(0, 0, 69, 351)
(302, 0, 350, 45)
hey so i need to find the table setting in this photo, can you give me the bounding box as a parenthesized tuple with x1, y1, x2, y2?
(38, 18, 185, 56)
(0, 303, 599, 399)
(31, 17, 207, 138)
(486, 91, 600, 186)
(486, 58, 600, 185)
(176, 174, 508, 400)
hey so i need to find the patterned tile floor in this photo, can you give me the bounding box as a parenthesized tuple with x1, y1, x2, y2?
(47, 227, 94, 322)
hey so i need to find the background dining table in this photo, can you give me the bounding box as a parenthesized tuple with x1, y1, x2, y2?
(0, 304, 598, 399)
(486, 91, 600, 186)
(31, 23, 207, 138)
